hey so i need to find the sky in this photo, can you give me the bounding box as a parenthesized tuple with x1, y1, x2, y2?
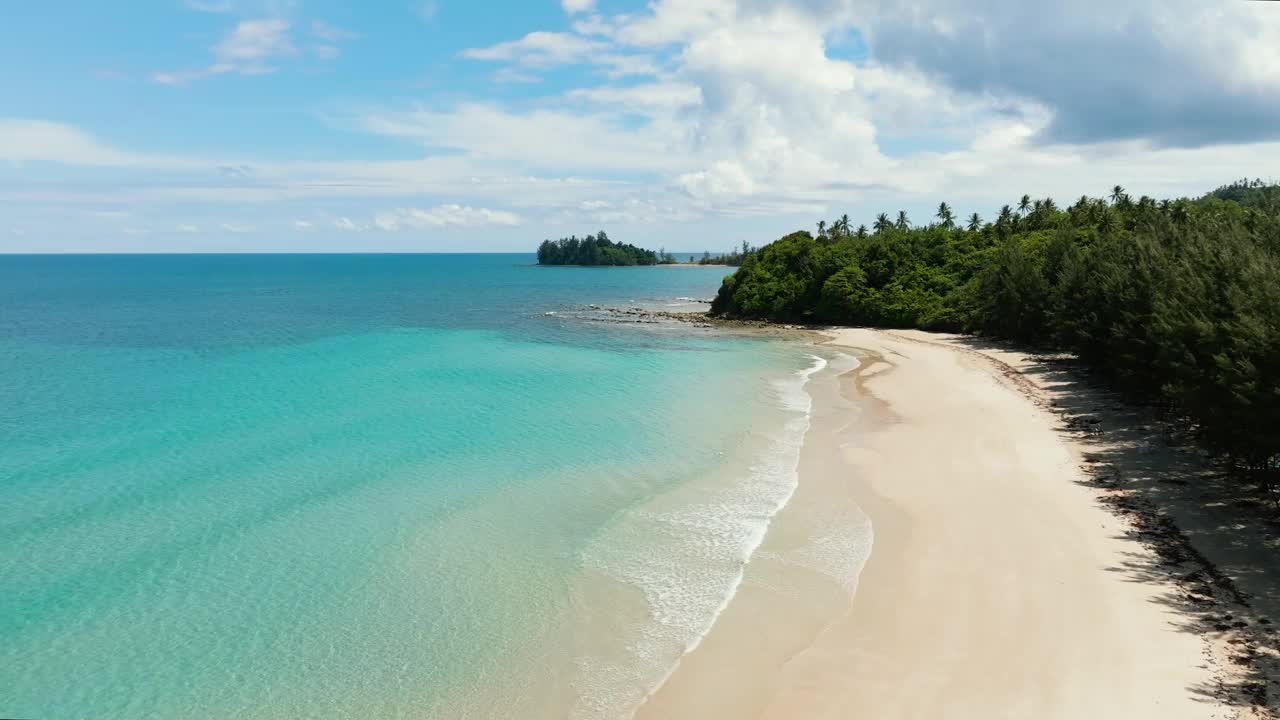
(2, 0, 1280, 252)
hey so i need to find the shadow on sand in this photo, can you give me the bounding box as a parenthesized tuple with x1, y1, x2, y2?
(941, 334, 1280, 717)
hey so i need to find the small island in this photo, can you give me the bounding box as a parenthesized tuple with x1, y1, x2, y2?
(536, 231, 751, 267)
(537, 231, 663, 266)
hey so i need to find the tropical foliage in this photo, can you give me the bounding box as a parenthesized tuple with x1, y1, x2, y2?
(537, 231, 659, 266)
(696, 241, 758, 266)
(711, 181, 1280, 481)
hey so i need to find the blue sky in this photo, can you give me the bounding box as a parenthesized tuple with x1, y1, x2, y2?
(3, 0, 1280, 252)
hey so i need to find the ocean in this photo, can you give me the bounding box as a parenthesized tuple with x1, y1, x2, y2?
(0, 254, 858, 719)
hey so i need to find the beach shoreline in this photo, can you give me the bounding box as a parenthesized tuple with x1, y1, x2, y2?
(638, 326, 1276, 719)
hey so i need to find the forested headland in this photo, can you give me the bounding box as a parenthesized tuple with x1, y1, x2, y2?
(711, 180, 1280, 486)
(537, 231, 669, 266)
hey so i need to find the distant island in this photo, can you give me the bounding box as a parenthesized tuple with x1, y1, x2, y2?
(536, 230, 749, 266)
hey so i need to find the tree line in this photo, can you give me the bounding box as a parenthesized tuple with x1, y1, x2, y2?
(711, 180, 1280, 492)
(695, 241, 757, 266)
(537, 231, 659, 266)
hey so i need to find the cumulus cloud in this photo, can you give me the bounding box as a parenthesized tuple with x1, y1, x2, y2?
(15, 0, 1280, 246)
(852, 0, 1280, 147)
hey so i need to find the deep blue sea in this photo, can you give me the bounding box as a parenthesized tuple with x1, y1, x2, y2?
(0, 254, 822, 719)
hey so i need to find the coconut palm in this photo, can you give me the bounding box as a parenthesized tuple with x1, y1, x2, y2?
(967, 213, 982, 232)
(855, 224, 868, 239)
(1111, 185, 1126, 205)
(936, 202, 955, 229)
(896, 210, 911, 231)
(817, 220, 827, 238)
(874, 213, 892, 234)
(1018, 194, 1032, 216)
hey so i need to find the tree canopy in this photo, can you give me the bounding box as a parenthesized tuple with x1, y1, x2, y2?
(711, 182, 1280, 480)
(536, 231, 659, 266)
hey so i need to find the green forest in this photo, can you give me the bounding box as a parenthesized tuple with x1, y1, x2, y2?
(711, 179, 1280, 482)
(537, 231, 663, 266)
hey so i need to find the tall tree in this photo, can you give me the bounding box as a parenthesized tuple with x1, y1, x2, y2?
(967, 213, 983, 232)
(874, 213, 892, 234)
(936, 202, 955, 229)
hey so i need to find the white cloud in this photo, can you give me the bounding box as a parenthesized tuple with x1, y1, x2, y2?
(461, 32, 608, 68)
(0, 118, 199, 168)
(221, 222, 255, 233)
(17, 0, 1280, 248)
(850, 0, 1280, 146)
(461, 31, 656, 77)
(154, 18, 296, 85)
(372, 205, 521, 231)
(214, 18, 294, 69)
(293, 220, 314, 230)
(562, 0, 595, 14)
(568, 82, 701, 110)
(177, 224, 200, 233)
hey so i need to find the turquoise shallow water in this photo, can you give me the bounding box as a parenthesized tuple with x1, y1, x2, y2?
(0, 255, 815, 719)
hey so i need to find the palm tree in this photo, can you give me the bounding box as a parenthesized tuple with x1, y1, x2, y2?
(839, 214, 851, 238)
(1111, 185, 1126, 205)
(874, 213, 891, 234)
(855, 224, 868, 239)
(967, 213, 982, 232)
(993, 204, 1013, 233)
(1098, 208, 1116, 233)
(936, 202, 955, 229)
(1018, 194, 1032, 216)
(817, 220, 827, 238)
(1042, 198, 1058, 213)
(896, 210, 910, 231)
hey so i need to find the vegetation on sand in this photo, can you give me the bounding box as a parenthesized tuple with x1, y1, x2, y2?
(711, 179, 1280, 489)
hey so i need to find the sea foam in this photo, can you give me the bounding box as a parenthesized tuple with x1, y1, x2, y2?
(572, 355, 828, 719)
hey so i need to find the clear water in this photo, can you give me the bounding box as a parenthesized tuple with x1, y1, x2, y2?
(0, 254, 821, 719)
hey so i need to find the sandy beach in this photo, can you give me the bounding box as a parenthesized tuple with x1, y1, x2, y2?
(639, 327, 1277, 719)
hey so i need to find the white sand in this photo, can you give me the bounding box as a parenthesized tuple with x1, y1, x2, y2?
(638, 327, 1224, 719)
